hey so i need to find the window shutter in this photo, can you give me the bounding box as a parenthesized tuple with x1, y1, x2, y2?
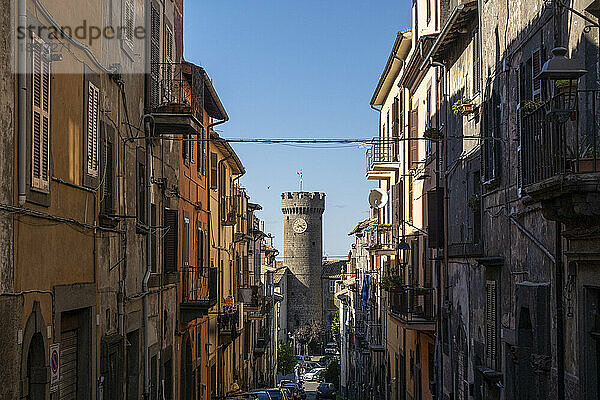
(87, 82, 100, 177)
(125, 0, 135, 47)
(183, 215, 190, 266)
(409, 109, 418, 169)
(102, 138, 114, 213)
(473, 27, 481, 95)
(150, 2, 160, 107)
(427, 188, 443, 248)
(163, 209, 178, 273)
(486, 280, 498, 368)
(197, 227, 204, 271)
(31, 33, 51, 191)
(532, 48, 541, 101)
(197, 128, 206, 175)
(210, 152, 218, 189)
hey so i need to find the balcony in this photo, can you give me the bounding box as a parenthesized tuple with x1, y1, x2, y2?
(218, 309, 239, 342)
(521, 90, 600, 230)
(221, 195, 237, 226)
(179, 267, 218, 324)
(149, 62, 205, 135)
(366, 138, 399, 179)
(239, 285, 262, 312)
(366, 224, 396, 255)
(389, 286, 435, 330)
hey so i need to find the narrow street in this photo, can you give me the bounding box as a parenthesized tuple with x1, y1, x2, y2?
(2, 0, 600, 400)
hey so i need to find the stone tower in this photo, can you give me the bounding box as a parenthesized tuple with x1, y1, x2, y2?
(281, 192, 325, 331)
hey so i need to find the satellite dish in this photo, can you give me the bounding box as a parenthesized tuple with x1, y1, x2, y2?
(369, 188, 388, 209)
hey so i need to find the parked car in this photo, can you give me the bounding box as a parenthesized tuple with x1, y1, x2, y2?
(303, 367, 326, 381)
(315, 383, 337, 400)
(249, 391, 272, 400)
(314, 370, 326, 382)
(279, 380, 294, 387)
(265, 388, 288, 400)
(280, 382, 306, 400)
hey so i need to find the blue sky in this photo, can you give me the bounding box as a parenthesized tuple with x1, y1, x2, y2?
(183, 0, 411, 258)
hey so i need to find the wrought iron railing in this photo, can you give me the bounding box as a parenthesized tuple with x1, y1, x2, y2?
(221, 195, 237, 226)
(389, 285, 435, 324)
(149, 62, 204, 122)
(366, 224, 394, 253)
(366, 138, 398, 173)
(180, 266, 217, 308)
(521, 89, 600, 187)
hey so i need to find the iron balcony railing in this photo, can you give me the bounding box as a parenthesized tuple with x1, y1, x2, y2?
(179, 267, 217, 323)
(221, 195, 237, 226)
(149, 62, 204, 122)
(366, 138, 398, 173)
(521, 89, 600, 187)
(366, 224, 395, 253)
(389, 285, 435, 325)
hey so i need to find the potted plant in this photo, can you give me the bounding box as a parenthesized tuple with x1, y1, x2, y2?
(555, 79, 578, 95)
(575, 147, 600, 173)
(452, 98, 474, 115)
(467, 193, 481, 211)
(424, 126, 442, 140)
(521, 99, 544, 114)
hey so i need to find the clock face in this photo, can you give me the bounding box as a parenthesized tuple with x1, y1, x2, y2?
(293, 218, 308, 234)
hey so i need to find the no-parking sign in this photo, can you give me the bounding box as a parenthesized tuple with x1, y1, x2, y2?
(49, 344, 60, 386)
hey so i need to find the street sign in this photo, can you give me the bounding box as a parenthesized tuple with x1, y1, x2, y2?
(49, 343, 60, 386)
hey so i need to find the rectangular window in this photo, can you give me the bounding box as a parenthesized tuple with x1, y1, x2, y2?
(149, 1, 160, 107)
(210, 152, 218, 189)
(426, 87, 432, 157)
(426, 0, 431, 24)
(163, 209, 178, 273)
(163, 23, 174, 101)
(124, 0, 135, 48)
(197, 225, 204, 272)
(484, 91, 501, 183)
(31, 33, 51, 191)
(151, 203, 157, 272)
(87, 82, 100, 177)
(137, 162, 146, 225)
(409, 108, 418, 169)
(408, 176, 414, 223)
(485, 280, 498, 369)
(473, 27, 481, 96)
(329, 280, 336, 293)
(219, 163, 227, 221)
(102, 134, 115, 215)
(532, 48, 542, 101)
(197, 127, 206, 175)
(183, 214, 190, 266)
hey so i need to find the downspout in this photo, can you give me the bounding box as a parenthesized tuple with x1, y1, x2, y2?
(18, 0, 27, 205)
(142, 115, 154, 400)
(430, 59, 445, 400)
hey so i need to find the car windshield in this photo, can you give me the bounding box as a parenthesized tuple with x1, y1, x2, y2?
(266, 389, 282, 400)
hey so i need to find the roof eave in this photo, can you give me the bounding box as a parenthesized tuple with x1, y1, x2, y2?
(370, 31, 412, 107)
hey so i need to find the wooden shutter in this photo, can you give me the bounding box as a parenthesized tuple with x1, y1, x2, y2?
(87, 82, 100, 177)
(150, 2, 160, 106)
(392, 98, 399, 137)
(197, 227, 204, 270)
(392, 182, 402, 243)
(409, 109, 418, 169)
(532, 48, 542, 101)
(197, 128, 205, 174)
(124, 0, 135, 46)
(102, 138, 114, 213)
(163, 209, 178, 273)
(60, 329, 79, 400)
(473, 27, 481, 95)
(486, 280, 498, 368)
(183, 214, 190, 266)
(427, 189, 443, 248)
(31, 33, 51, 191)
(210, 152, 218, 189)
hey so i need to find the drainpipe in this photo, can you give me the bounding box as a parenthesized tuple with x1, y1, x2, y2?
(18, 0, 27, 205)
(142, 115, 154, 400)
(430, 59, 445, 400)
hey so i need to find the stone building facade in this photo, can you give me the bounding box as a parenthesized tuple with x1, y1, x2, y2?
(281, 192, 325, 331)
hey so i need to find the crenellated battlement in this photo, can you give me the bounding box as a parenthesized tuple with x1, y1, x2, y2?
(281, 192, 326, 214)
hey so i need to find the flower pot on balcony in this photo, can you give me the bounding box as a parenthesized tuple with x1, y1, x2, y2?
(574, 157, 600, 172)
(452, 98, 475, 116)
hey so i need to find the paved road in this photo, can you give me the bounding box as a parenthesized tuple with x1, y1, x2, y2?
(303, 381, 319, 400)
